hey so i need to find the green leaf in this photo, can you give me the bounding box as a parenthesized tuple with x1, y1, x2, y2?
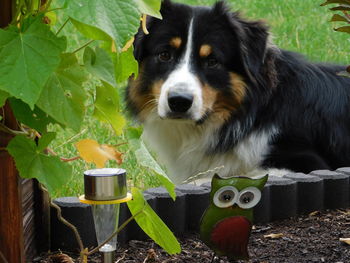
(115, 46, 139, 83)
(0, 16, 66, 109)
(334, 25, 350, 33)
(127, 187, 181, 254)
(126, 126, 143, 140)
(84, 46, 117, 86)
(70, 18, 112, 42)
(38, 132, 57, 151)
(93, 82, 126, 135)
(321, 0, 350, 6)
(0, 90, 9, 107)
(67, 0, 140, 49)
(133, 140, 176, 200)
(9, 98, 56, 133)
(7, 135, 72, 194)
(37, 53, 88, 132)
(134, 0, 162, 19)
(330, 14, 350, 22)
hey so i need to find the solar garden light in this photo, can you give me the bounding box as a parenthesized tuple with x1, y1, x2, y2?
(79, 168, 132, 263)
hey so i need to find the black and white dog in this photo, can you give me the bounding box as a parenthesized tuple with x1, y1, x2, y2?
(126, 0, 350, 184)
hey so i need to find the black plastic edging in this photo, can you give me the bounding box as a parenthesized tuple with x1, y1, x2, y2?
(50, 168, 350, 251)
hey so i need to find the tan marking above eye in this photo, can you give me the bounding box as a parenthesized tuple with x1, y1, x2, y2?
(199, 44, 212, 58)
(169, 37, 182, 49)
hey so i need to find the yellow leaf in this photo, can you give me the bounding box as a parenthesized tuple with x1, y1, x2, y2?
(340, 238, 350, 245)
(264, 233, 284, 239)
(75, 139, 123, 168)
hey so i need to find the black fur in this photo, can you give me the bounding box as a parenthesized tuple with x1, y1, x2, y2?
(127, 0, 350, 174)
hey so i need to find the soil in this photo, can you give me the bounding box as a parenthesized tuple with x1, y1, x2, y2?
(34, 208, 350, 263)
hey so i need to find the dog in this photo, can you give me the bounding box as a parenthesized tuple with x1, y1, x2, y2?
(126, 0, 350, 184)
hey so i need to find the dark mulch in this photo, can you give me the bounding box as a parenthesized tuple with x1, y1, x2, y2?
(34, 209, 350, 263)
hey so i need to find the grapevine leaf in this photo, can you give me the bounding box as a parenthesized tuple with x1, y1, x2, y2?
(330, 14, 350, 22)
(66, 0, 140, 49)
(70, 18, 111, 42)
(133, 140, 176, 200)
(127, 187, 181, 254)
(134, 0, 162, 19)
(115, 46, 139, 83)
(126, 126, 143, 140)
(0, 16, 66, 108)
(84, 46, 117, 86)
(7, 135, 72, 194)
(38, 132, 57, 152)
(0, 90, 9, 107)
(75, 139, 123, 167)
(37, 53, 88, 132)
(334, 25, 350, 33)
(93, 82, 126, 136)
(9, 98, 56, 133)
(321, 0, 350, 6)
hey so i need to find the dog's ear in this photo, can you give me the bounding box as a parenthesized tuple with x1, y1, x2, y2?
(237, 18, 269, 87)
(212, 1, 230, 17)
(213, 2, 269, 87)
(160, 0, 173, 14)
(134, 0, 173, 61)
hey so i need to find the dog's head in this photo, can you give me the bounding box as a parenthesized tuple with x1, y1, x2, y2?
(127, 0, 273, 124)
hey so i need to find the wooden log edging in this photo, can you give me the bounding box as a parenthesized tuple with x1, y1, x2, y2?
(50, 169, 350, 251)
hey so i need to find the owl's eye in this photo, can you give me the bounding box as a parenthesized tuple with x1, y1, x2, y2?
(213, 186, 238, 208)
(237, 187, 261, 209)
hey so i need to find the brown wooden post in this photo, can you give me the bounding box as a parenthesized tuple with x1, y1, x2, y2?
(0, 1, 25, 262)
(0, 103, 25, 263)
(0, 2, 51, 261)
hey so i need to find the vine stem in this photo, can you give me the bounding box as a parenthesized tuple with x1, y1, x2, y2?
(46, 147, 81, 162)
(39, 184, 86, 263)
(0, 122, 27, 136)
(43, 0, 53, 12)
(61, 156, 81, 162)
(342, 10, 350, 21)
(142, 14, 149, 35)
(73, 40, 95, 53)
(56, 18, 69, 36)
(55, 128, 87, 149)
(113, 142, 128, 147)
(87, 207, 144, 255)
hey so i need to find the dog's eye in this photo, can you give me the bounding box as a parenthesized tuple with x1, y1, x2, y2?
(206, 57, 219, 68)
(158, 51, 172, 62)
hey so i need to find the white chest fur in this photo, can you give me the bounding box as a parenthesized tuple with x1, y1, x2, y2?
(142, 115, 279, 184)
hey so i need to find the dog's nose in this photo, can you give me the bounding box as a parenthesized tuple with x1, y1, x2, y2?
(168, 91, 194, 113)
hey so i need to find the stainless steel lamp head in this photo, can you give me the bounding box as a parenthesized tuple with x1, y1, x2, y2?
(84, 168, 127, 201)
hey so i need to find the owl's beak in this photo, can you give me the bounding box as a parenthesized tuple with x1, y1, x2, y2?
(229, 204, 239, 210)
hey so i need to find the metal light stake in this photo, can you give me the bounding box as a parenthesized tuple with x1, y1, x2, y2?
(79, 168, 132, 263)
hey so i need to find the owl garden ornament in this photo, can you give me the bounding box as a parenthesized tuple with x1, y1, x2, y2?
(200, 174, 268, 261)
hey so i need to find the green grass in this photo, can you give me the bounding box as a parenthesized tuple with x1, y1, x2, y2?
(51, 0, 349, 198)
(179, 0, 349, 63)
